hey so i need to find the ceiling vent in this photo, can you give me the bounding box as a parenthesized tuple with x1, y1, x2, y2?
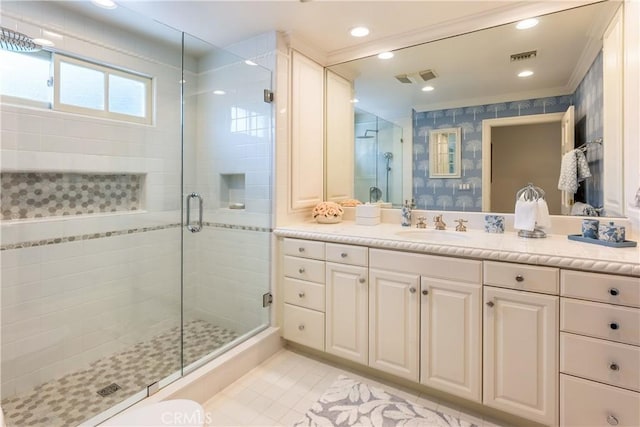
(510, 50, 537, 62)
(395, 74, 413, 84)
(419, 69, 437, 82)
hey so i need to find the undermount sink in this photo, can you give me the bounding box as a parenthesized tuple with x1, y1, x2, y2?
(395, 229, 470, 241)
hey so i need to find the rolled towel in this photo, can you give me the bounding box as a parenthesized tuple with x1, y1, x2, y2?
(536, 199, 552, 229)
(514, 198, 537, 231)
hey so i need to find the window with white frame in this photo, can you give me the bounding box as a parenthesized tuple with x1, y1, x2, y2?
(0, 50, 152, 124)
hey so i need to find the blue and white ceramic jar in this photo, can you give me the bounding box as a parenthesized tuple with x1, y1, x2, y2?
(401, 201, 412, 227)
(581, 219, 599, 239)
(598, 221, 625, 243)
(484, 215, 505, 233)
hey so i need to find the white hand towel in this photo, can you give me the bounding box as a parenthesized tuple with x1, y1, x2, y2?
(558, 150, 578, 193)
(514, 199, 537, 231)
(575, 150, 592, 181)
(536, 199, 552, 229)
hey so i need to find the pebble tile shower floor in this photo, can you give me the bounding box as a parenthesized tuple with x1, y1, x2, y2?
(1, 320, 238, 427)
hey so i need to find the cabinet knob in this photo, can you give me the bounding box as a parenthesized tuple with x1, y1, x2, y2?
(609, 287, 620, 296)
(298, 291, 305, 298)
(298, 247, 305, 252)
(486, 301, 495, 307)
(409, 287, 416, 294)
(610, 322, 619, 330)
(610, 363, 620, 371)
(515, 275, 524, 282)
(298, 324, 305, 331)
(298, 267, 305, 274)
(607, 414, 619, 426)
(341, 252, 348, 258)
(359, 277, 366, 283)
(422, 289, 429, 295)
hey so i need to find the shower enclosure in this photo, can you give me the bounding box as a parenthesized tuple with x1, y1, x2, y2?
(354, 109, 403, 206)
(0, 2, 272, 426)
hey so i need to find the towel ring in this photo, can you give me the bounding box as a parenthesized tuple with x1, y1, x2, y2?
(516, 183, 547, 239)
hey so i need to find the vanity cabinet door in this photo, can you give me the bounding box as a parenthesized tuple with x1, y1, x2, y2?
(483, 286, 559, 426)
(290, 50, 324, 211)
(420, 278, 481, 402)
(368, 268, 420, 382)
(325, 262, 368, 365)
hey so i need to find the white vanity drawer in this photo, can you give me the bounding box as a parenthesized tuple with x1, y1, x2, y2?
(369, 249, 481, 284)
(283, 304, 325, 351)
(284, 256, 325, 284)
(283, 277, 325, 312)
(561, 332, 640, 392)
(283, 238, 325, 260)
(561, 270, 640, 308)
(561, 298, 640, 346)
(326, 243, 368, 266)
(483, 261, 559, 295)
(561, 374, 640, 427)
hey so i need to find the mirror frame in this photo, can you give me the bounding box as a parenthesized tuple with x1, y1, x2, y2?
(429, 127, 461, 178)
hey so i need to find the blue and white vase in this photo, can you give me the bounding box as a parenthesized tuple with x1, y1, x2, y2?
(484, 215, 505, 233)
(581, 219, 599, 239)
(401, 201, 412, 227)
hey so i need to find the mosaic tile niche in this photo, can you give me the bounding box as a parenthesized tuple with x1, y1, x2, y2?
(1, 172, 143, 220)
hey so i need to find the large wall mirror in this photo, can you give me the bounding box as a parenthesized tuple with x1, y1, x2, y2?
(327, 1, 623, 216)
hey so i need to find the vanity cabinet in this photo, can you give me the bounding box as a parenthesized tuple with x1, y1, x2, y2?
(325, 243, 369, 365)
(482, 262, 559, 426)
(559, 270, 640, 426)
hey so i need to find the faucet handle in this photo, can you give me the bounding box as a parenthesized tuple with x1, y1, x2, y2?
(455, 218, 468, 232)
(416, 216, 427, 229)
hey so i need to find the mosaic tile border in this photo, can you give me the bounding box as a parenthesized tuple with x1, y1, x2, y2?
(0, 222, 272, 251)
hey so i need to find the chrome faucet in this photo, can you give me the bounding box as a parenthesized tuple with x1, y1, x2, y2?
(433, 214, 446, 230)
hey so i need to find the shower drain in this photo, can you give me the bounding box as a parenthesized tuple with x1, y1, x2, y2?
(97, 383, 121, 397)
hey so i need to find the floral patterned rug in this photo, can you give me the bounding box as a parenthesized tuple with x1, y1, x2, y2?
(294, 376, 478, 427)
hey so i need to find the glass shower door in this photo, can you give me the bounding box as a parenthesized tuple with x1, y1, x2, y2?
(181, 34, 273, 372)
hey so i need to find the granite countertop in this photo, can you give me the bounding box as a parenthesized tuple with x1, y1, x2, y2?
(274, 221, 640, 277)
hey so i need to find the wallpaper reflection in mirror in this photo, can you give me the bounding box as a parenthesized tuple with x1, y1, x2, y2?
(413, 51, 603, 213)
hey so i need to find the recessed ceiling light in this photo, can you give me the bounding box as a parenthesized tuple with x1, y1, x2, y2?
(421, 86, 434, 92)
(518, 70, 534, 77)
(350, 98, 360, 103)
(213, 90, 226, 95)
(91, 0, 117, 9)
(32, 38, 54, 47)
(244, 60, 257, 66)
(377, 52, 394, 60)
(516, 18, 538, 30)
(350, 27, 370, 38)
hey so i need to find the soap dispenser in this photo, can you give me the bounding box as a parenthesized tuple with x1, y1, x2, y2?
(401, 199, 414, 227)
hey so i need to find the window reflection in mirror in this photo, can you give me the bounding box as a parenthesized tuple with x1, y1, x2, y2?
(429, 128, 460, 178)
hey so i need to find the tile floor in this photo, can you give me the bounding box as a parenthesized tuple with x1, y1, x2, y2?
(2, 320, 238, 427)
(202, 349, 506, 427)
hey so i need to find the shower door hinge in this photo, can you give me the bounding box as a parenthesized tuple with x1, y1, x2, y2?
(262, 292, 273, 307)
(147, 381, 160, 396)
(264, 89, 274, 103)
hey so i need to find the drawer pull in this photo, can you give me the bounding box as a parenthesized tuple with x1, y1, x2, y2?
(609, 322, 619, 330)
(298, 324, 305, 331)
(515, 275, 524, 282)
(340, 252, 348, 258)
(409, 287, 416, 294)
(609, 287, 619, 296)
(298, 267, 305, 274)
(422, 289, 429, 295)
(610, 363, 620, 371)
(486, 301, 495, 307)
(607, 414, 619, 426)
(359, 277, 366, 283)
(298, 291, 305, 298)
(298, 247, 305, 253)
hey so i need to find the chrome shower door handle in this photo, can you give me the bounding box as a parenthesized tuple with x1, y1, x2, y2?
(186, 192, 203, 233)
